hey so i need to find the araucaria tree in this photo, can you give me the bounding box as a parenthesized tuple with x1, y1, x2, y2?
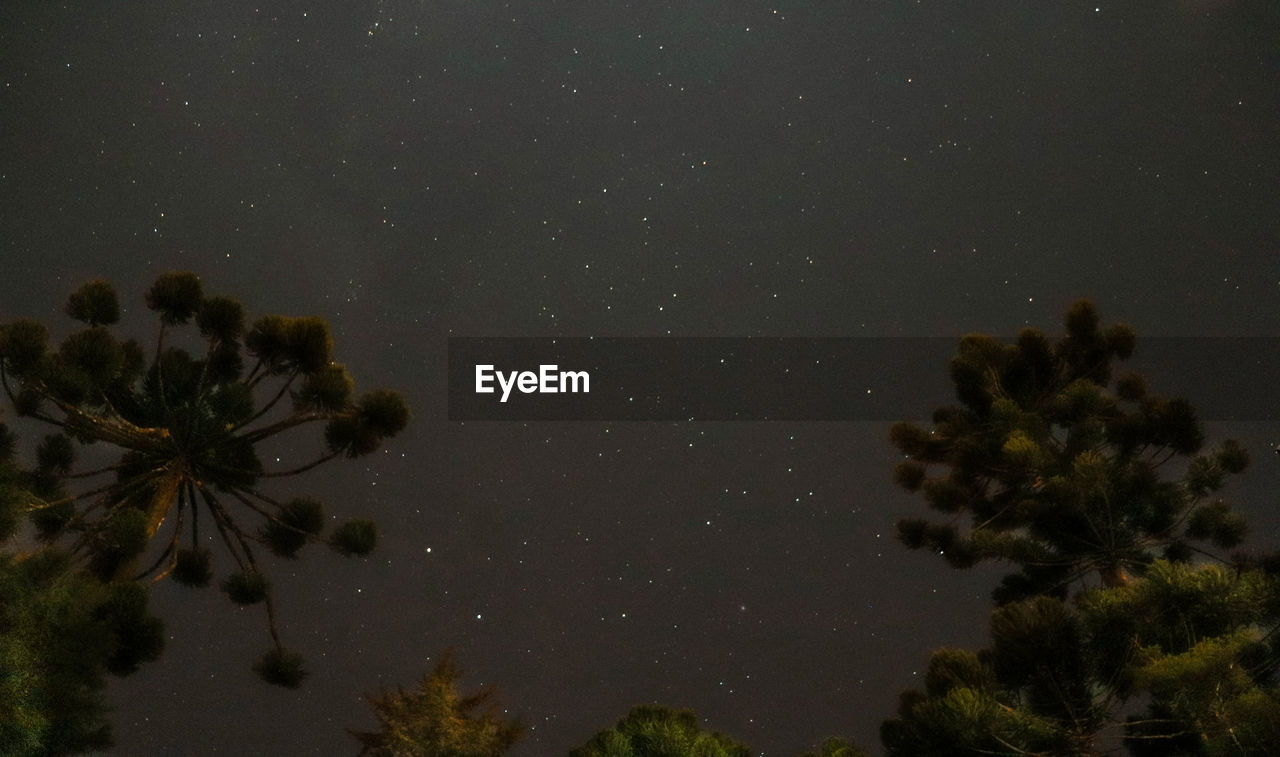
(795, 736, 871, 757)
(0, 427, 165, 756)
(0, 273, 409, 686)
(889, 299, 1249, 601)
(880, 560, 1280, 756)
(881, 300, 1280, 756)
(0, 548, 164, 756)
(350, 650, 524, 757)
(569, 705, 752, 757)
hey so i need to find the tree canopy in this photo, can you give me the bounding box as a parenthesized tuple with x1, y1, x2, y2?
(0, 273, 409, 686)
(795, 736, 871, 757)
(889, 299, 1249, 602)
(0, 430, 164, 757)
(350, 650, 524, 757)
(882, 300, 1280, 756)
(881, 561, 1280, 756)
(569, 705, 752, 757)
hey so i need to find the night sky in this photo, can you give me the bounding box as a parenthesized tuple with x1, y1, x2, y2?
(3, 2, 1280, 755)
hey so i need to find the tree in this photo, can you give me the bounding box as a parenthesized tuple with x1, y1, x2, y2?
(0, 417, 164, 756)
(569, 705, 752, 757)
(794, 736, 871, 757)
(0, 549, 164, 756)
(888, 300, 1249, 602)
(882, 301, 1280, 755)
(0, 273, 409, 686)
(0, 552, 163, 756)
(1088, 561, 1280, 756)
(880, 561, 1280, 757)
(350, 650, 524, 757)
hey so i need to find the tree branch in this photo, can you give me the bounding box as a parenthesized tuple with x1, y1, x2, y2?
(261, 450, 342, 477)
(231, 373, 297, 433)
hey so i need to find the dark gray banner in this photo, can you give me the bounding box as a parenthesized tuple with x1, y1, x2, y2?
(447, 337, 1279, 421)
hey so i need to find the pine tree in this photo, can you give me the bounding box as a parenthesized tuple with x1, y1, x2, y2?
(1, 416, 165, 756)
(0, 273, 409, 686)
(882, 300, 1279, 756)
(794, 736, 871, 757)
(0, 548, 164, 756)
(569, 705, 752, 757)
(889, 299, 1249, 602)
(350, 650, 524, 757)
(881, 561, 1280, 757)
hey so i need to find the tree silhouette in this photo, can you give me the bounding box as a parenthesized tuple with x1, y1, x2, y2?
(889, 299, 1249, 602)
(350, 650, 524, 757)
(881, 561, 1280, 756)
(0, 273, 409, 686)
(0, 419, 164, 756)
(569, 705, 752, 757)
(0, 549, 164, 756)
(794, 736, 871, 757)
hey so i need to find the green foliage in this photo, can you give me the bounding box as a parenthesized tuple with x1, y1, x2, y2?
(145, 271, 203, 325)
(569, 705, 751, 757)
(88, 508, 150, 580)
(889, 300, 1250, 600)
(263, 497, 326, 558)
(359, 389, 411, 437)
(1105, 563, 1280, 755)
(283, 316, 333, 373)
(891, 460, 926, 491)
(246, 314, 333, 374)
(296, 363, 354, 411)
(195, 295, 245, 341)
(325, 390, 411, 457)
(59, 327, 124, 389)
(172, 547, 212, 587)
(93, 581, 166, 676)
(887, 594, 1100, 755)
(350, 651, 524, 757)
(221, 570, 268, 605)
(1185, 500, 1248, 549)
(794, 736, 870, 757)
(36, 433, 75, 474)
(331, 519, 378, 557)
(882, 683, 1069, 757)
(65, 279, 121, 326)
(0, 549, 163, 756)
(884, 301, 1280, 757)
(0, 319, 49, 376)
(0, 273, 410, 684)
(253, 646, 307, 689)
(884, 561, 1280, 757)
(30, 498, 74, 540)
(923, 649, 992, 698)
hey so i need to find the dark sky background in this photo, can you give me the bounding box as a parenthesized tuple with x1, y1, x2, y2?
(3, 1, 1280, 755)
